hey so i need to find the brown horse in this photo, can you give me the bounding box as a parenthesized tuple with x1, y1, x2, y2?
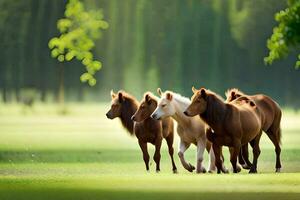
(131, 92, 177, 173)
(184, 87, 262, 173)
(226, 88, 282, 172)
(106, 90, 176, 173)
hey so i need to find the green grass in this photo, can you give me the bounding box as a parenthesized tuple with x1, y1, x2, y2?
(0, 103, 299, 200)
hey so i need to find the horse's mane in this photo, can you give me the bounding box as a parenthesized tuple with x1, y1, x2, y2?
(118, 91, 139, 135)
(165, 90, 191, 105)
(225, 88, 245, 101)
(200, 90, 226, 125)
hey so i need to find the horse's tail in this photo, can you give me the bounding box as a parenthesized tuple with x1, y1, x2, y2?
(275, 107, 282, 145)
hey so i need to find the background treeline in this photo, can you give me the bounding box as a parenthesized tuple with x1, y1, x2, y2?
(0, 0, 299, 107)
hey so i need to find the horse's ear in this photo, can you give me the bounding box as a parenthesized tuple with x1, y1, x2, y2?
(192, 86, 197, 94)
(110, 90, 116, 98)
(231, 91, 235, 97)
(118, 92, 124, 103)
(200, 88, 206, 98)
(145, 94, 151, 104)
(250, 101, 256, 107)
(166, 92, 173, 101)
(157, 88, 162, 96)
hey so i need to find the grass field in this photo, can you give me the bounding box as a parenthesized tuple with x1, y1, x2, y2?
(0, 103, 299, 200)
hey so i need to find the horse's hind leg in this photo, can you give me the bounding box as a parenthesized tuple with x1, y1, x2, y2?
(249, 132, 262, 173)
(266, 128, 282, 172)
(165, 133, 177, 173)
(238, 149, 245, 166)
(196, 139, 207, 173)
(154, 138, 162, 172)
(229, 146, 241, 173)
(178, 139, 194, 172)
(241, 144, 252, 169)
(138, 140, 150, 171)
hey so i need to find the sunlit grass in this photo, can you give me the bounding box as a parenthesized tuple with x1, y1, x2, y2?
(0, 103, 299, 200)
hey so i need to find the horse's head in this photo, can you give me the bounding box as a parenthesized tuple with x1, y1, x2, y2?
(184, 87, 208, 117)
(132, 92, 158, 122)
(151, 88, 176, 120)
(106, 90, 125, 119)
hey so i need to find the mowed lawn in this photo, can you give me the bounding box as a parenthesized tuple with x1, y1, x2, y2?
(0, 103, 299, 200)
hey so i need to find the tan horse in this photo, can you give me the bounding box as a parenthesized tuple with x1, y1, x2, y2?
(131, 92, 177, 173)
(225, 88, 282, 172)
(151, 88, 228, 173)
(106, 90, 176, 172)
(184, 87, 262, 173)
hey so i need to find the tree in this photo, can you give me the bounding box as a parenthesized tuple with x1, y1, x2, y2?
(48, 0, 108, 86)
(265, 0, 300, 68)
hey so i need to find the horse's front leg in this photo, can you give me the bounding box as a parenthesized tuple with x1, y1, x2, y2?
(196, 139, 206, 173)
(212, 143, 223, 174)
(138, 140, 150, 171)
(178, 139, 194, 172)
(153, 137, 162, 172)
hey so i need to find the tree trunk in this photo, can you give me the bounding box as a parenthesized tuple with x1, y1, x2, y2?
(58, 63, 65, 106)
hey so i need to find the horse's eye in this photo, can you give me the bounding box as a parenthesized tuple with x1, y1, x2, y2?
(161, 104, 167, 108)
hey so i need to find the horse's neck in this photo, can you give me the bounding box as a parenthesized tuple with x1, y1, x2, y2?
(202, 96, 227, 129)
(120, 103, 138, 134)
(172, 98, 192, 127)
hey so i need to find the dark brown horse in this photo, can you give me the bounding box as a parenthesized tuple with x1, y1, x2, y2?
(106, 90, 177, 173)
(131, 92, 177, 173)
(226, 88, 282, 172)
(184, 87, 262, 173)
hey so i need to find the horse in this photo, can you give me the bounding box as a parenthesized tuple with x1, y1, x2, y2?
(184, 87, 262, 173)
(106, 90, 176, 172)
(131, 92, 177, 173)
(225, 88, 282, 172)
(151, 88, 228, 173)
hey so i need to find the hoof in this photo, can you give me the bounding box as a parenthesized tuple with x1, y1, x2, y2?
(196, 167, 206, 174)
(249, 168, 257, 173)
(222, 169, 229, 174)
(173, 169, 178, 174)
(187, 163, 195, 172)
(242, 164, 251, 170)
(156, 169, 160, 173)
(237, 165, 242, 173)
(208, 168, 216, 173)
(275, 168, 281, 173)
(232, 165, 241, 173)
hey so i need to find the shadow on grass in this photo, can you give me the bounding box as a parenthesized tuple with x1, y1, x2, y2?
(0, 149, 142, 163)
(0, 188, 299, 200)
(0, 148, 299, 164)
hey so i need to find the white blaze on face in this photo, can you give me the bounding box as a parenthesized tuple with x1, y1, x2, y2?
(152, 95, 176, 119)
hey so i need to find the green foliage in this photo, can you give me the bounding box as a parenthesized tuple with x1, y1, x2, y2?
(48, 0, 108, 86)
(265, 0, 300, 68)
